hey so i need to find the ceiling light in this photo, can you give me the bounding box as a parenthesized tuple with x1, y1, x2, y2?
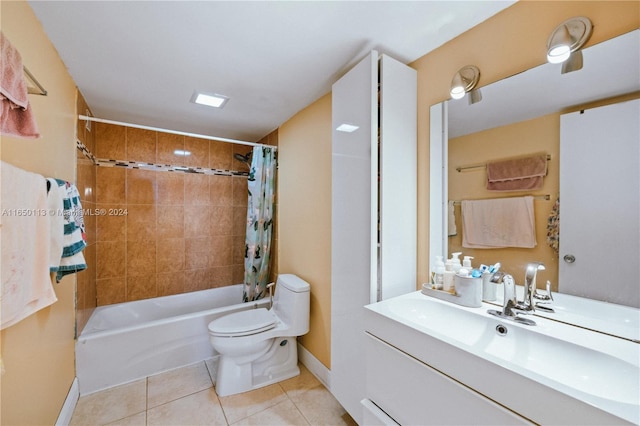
(546, 17, 592, 73)
(174, 150, 191, 156)
(336, 123, 359, 133)
(449, 65, 481, 104)
(191, 91, 229, 108)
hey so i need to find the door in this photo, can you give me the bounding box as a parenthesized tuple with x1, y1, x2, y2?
(559, 99, 640, 308)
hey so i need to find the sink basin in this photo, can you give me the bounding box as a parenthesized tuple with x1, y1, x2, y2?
(367, 291, 640, 424)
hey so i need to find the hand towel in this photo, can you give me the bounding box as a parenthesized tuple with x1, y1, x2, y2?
(0, 32, 40, 139)
(49, 179, 87, 282)
(1, 161, 56, 330)
(486, 154, 547, 192)
(448, 200, 457, 236)
(461, 196, 536, 249)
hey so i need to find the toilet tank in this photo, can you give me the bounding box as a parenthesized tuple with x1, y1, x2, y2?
(273, 274, 310, 336)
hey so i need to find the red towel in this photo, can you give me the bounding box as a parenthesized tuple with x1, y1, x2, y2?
(0, 32, 40, 139)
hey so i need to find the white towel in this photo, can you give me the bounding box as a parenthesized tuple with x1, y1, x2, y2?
(461, 196, 536, 249)
(1, 161, 57, 330)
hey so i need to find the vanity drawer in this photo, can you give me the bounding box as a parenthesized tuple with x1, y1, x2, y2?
(365, 333, 532, 425)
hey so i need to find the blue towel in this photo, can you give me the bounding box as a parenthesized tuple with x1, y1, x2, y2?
(50, 179, 87, 282)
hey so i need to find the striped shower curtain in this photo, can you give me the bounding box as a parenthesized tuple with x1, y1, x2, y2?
(242, 146, 276, 302)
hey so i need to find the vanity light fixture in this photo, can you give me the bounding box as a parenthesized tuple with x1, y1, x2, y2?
(450, 65, 482, 104)
(546, 17, 593, 74)
(191, 91, 229, 108)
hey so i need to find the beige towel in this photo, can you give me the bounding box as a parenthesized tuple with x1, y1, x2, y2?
(461, 196, 536, 248)
(1, 161, 56, 330)
(0, 32, 40, 139)
(486, 154, 547, 192)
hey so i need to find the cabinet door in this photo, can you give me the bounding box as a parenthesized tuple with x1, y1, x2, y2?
(559, 99, 640, 308)
(379, 55, 417, 301)
(365, 334, 532, 425)
(331, 50, 378, 425)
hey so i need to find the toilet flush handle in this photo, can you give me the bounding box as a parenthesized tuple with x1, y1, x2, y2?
(267, 282, 275, 309)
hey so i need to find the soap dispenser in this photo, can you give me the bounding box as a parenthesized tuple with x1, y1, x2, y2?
(463, 256, 474, 269)
(432, 256, 445, 290)
(450, 252, 462, 273)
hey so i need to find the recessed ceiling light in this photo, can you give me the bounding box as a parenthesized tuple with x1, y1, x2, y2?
(174, 150, 191, 156)
(191, 91, 229, 108)
(336, 123, 359, 133)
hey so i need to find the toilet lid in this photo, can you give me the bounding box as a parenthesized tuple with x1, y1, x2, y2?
(208, 308, 277, 336)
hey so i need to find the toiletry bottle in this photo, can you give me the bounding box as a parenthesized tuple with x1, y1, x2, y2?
(450, 252, 462, 273)
(443, 259, 455, 292)
(463, 256, 474, 269)
(433, 256, 445, 290)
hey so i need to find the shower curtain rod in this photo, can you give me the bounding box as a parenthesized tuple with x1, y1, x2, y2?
(77, 115, 277, 150)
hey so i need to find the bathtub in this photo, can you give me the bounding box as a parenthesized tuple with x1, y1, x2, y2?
(76, 284, 270, 395)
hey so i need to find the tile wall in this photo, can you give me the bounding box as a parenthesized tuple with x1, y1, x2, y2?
(79, 122, 278, 306)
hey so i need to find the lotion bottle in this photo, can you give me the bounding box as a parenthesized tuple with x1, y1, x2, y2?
(443, 259, 455, 292)
(433, 256, 445, 290)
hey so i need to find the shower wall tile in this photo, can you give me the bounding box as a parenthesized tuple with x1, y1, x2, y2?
(157, 205, 184, 239)
(96, 204, 127, 242)
(126, 169, 157, 205)
(126, 241, 157, 277)
(157, 238, 185, 273)
(210, 141, 232, 170)
(95, 123, 126, 159)
(210, 206, 233, 236)
(157, 272, 185, 297)
(184, 137, 209, 168)
(126, 128, 157, 163)
(127, 274, 157, 301)
(209, 175, 232, 207)
(96, 241, 126, 279)
(157, 133, 185, 165)
(184, 174, 210, 206)
(157, 173, 184, 205)
(96, 278, 126, 305)
(96, 167, 126, 204)
(92, 123, 276, 306)
(184, 205, 211, 238)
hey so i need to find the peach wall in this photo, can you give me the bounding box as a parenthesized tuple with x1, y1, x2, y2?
(90, 124, 279, 305)
(277, 1, 639, 368)
(0, 1, 78, 424)
(278, 93, 332, 368)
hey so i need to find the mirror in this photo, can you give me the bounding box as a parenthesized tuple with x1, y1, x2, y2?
(430, 30, 640, 340)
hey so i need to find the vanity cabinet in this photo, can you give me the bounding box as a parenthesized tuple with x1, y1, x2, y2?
(363, 333, 531, 425)
(331, 51, 417, 424)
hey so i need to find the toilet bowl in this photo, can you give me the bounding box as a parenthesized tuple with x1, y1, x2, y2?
(208, 274, 310, 397)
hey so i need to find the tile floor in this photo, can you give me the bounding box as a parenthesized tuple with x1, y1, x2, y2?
(70, 359, 357, 426)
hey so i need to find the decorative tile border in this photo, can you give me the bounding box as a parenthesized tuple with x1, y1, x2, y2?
(76, 139, 249, 177)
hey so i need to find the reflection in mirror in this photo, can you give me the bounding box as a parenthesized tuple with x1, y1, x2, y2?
(431, 30, 640, 339)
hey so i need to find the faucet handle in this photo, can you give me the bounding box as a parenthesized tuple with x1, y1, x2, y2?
(533, 280, 554, 302)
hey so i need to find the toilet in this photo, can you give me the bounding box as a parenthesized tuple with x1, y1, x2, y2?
(208, 274, 310, 397)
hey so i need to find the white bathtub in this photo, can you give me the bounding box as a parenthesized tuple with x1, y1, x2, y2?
(76, 284, 270, 395)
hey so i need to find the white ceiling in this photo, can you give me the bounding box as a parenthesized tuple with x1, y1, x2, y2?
(448, 29, 640, 138)
(28, 1, 515, 142)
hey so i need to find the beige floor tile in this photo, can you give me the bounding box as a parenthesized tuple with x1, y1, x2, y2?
(280, 364, 321, 398)
(147, 361, 213, 408)
(231, 399, 310, 426)
(205, 356, 219, 384)
(105, 411, 146, 425)
(70, 379, 146, 426)
(218, 383, 288, 424)
(147, 388, 227, 426)
(288, 384, 357, 426)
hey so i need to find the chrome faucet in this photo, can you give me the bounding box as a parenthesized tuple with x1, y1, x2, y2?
(487, 271, 536, 326)
(522, 262, 546, 312)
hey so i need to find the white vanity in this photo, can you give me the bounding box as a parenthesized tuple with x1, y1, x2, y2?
(362, 291, 639, 425)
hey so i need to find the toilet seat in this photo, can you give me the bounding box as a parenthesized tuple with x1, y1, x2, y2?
(208, 308, 277, 337)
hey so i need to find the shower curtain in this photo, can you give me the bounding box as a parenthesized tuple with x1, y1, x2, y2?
(242, 146, 276, 302)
